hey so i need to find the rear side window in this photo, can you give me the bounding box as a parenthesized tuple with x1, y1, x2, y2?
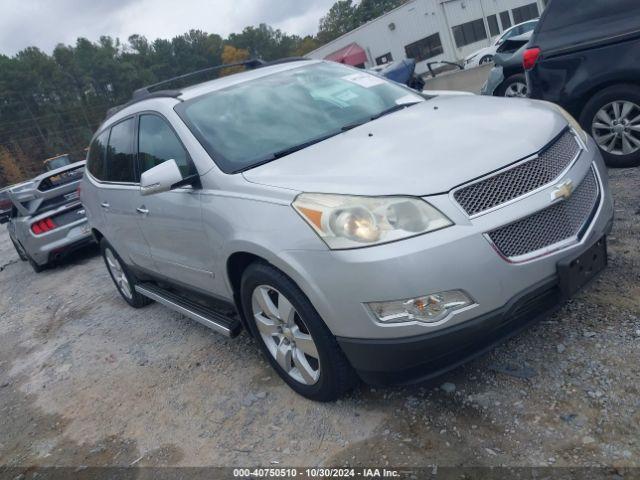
(138, 114, 194, 178)
(521, 22, 537, 35)
(87, 130, 109, 181)
(105, 118, 136, 183)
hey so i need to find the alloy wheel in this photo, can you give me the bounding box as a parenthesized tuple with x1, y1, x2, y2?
(505, 82, 528, 98)
(105, 248, 133, 300)
(592, 101, 640, 156)
(251, 285, 320, 385)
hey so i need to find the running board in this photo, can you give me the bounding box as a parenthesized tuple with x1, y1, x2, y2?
(135, 283, 242, 338)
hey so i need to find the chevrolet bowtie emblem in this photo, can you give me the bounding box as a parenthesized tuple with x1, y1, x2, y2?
(551, 179, 574, 202)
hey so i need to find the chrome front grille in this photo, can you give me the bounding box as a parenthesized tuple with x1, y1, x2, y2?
(488, 169, 600, 261)
(454, 130, 580, 216)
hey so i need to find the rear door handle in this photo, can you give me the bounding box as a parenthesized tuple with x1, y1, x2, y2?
(100, 202, 110, 209)
(136, 206, 149, 215)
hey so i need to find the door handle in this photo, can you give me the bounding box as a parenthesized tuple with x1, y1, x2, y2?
(136, 206, 149, 215)
(100, 202, 110, 209)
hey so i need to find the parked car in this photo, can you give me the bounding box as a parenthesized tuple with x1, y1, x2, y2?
(369, 59, 425, 91)
(481, 31, 532, 97)
(464, 19, 538, 69)
(4, 161, 93, 272)
(0, 186, 13, 223)
(525, 0, 640, 167)
(81, 59, 613, 401)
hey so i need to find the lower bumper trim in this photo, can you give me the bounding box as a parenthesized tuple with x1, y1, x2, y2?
(47, 235, 95, 263)
(337, 277, 563, 386)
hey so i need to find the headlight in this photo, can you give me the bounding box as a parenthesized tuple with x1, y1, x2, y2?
(293, 194, 452, 249)
(542, 101, 589, 144)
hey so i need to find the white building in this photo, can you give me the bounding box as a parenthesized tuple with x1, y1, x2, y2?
(308, 0, 547, 75)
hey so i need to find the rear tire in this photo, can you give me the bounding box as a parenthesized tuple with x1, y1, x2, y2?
(241, 262, 357, 401)
(101, 238, 152, 308)
(28, 256, 46, 273)
(496, 73, 528, 98)
(579, 84, 640, 168)
(10, 237, 28, 262)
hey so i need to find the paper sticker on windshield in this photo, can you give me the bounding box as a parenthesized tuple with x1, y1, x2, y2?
(342, 73, 386, 88)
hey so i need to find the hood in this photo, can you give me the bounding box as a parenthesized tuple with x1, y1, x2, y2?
(242, 96, 567, 196)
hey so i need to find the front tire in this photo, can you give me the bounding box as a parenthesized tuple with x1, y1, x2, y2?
(241, 262, 356, 401)
(479, 55, 493, 65)
(28, 256, 46, 273)
(579, 84, 640, 168)
(101, 238, 151, 308)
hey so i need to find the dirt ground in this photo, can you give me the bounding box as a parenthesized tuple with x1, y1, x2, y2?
(0, 168, 638, 472)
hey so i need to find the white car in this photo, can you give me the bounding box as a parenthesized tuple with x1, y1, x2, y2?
(464, 19, 538, 69)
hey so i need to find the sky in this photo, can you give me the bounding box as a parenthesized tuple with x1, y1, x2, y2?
(0, 0, 337, 57)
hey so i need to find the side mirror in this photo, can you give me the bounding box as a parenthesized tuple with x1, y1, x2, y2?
(140, 159, 184, 196)
(496, 38, 505, 46)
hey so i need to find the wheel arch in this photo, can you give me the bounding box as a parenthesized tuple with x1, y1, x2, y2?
(91, 227, 104, 244)
(576, 80, 640, 122)
(224, 244, 331, 336)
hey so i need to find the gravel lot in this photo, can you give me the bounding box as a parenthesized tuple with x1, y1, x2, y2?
(0, 168, 638, 471)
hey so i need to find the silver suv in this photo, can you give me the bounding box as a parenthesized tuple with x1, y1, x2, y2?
(4, 162, 93, 272)
(81, 59, 614, 401)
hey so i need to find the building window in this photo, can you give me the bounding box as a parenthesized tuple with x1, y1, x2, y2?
(487, 14, 500, 37)
(404, 33, 443, 62)
(375, 52, 394, 65)
(452, 19, 488, 48)
(512, 3, 539, 24)
(500, 10, 512, 30)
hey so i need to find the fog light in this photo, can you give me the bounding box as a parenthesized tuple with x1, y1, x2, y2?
(367, 290, 473, 324)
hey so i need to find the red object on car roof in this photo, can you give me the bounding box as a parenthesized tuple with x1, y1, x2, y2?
(325, 43, 368, 66)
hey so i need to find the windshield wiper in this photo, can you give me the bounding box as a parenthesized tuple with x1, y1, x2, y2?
(340, 102, 421, 133)
(371, 101, 421, 121)
(270, 130, 345, 159)
(233, 130, 344, 173)
(235, 102, 422, 173)
(341, 121, 367, 132)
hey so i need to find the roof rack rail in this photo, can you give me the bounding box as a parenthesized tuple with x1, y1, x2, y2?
(105, 89, 182, 119)
(132, 58, 266, 100)
(260, 57, 311, 67)
(104, 56, 311, 120)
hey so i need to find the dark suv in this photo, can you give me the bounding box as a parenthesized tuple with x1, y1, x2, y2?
(525, 0, 640, 167)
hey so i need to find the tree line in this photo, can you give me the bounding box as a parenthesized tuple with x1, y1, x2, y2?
(0, 0, 406, 186)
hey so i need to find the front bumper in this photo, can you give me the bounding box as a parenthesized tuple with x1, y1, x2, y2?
(337, 235, 610, 385)
(282, 138, 613, 340)
(279, 137, 613, 383)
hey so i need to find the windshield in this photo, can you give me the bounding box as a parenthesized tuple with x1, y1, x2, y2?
(46, 155, 71, 170)
(176, 62, 424, 173)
